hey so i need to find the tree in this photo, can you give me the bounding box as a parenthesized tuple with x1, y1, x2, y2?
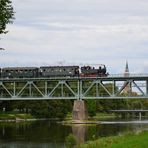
(86, 100, 97, 117)
(0, 0, 14, 34)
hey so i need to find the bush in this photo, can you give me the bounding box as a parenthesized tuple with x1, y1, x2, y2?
(65, 134, 77, 148)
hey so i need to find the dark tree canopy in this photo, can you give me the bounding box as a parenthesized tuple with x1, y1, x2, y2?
(0, 0, 14, 34)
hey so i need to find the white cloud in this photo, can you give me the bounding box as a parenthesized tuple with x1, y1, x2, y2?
(1, 0, 148, 74)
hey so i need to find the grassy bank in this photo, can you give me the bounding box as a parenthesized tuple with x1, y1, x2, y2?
(92, 113, 116, 119)
(0, 112, 117, 122)
(79, 131, 148, 148)
(65, 112, 116, 120)
(0, 112, 34, 121)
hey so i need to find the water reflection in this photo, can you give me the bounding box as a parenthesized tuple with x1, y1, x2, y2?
(72, 125, 88, 144)
(0, 119, 148, 147)
(0, 121, 68, 148)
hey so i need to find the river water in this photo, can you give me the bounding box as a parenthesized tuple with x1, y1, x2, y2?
(0, 118, 148, 148)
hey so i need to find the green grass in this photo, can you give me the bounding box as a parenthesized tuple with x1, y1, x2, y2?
(93, 113, 116, 119)
(79, 131, 148, 148)
(64, 112, 116, 120)
(0, 112, 34, 120)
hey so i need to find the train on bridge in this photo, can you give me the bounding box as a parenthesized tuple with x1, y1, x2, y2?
(0, 64, 108, 78)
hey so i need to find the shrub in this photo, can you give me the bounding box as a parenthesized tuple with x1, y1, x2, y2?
(65, 134, 77, 148)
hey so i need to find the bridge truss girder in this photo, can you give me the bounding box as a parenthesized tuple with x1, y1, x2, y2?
(0, 76, 148, 100)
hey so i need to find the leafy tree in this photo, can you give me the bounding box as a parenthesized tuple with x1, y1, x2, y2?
(86, 100, 97, 117)
(0, 0, 14, 34)
(0, 100, 14, 111)
(7, 100, 73, 118)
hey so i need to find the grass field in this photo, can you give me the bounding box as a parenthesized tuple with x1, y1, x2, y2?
(0, 112, 34, 120)
(79, 130, 148, 148)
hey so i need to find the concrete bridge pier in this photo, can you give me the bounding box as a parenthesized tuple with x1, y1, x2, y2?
(72, 100, 88, 120)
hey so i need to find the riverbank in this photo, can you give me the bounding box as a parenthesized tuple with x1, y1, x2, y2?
(0, 112, 116, 122)
(79, 130, 148, 148)
(61, 112, 116, 124)
(0, 113, 62, 122)
(0, 112, 35, 122)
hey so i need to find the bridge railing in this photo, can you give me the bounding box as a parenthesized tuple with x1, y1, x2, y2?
(108, 73, 148, 77)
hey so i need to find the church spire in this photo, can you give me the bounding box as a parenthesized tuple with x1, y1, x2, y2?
(123, 61, 130, 93)
(125, 61, 129, 73)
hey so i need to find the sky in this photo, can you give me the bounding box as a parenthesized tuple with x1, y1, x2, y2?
(0, 0, 148, 74)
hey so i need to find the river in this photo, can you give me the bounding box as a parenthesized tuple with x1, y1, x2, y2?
(0, 118, 148, 148)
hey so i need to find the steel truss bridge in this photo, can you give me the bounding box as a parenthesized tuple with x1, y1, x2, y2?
(0, 74, 148, 100)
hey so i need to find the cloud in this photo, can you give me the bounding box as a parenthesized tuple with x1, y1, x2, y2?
(1, 0, 148, 74)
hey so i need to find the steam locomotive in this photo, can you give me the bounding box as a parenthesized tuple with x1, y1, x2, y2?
(0, 65, 108, 78)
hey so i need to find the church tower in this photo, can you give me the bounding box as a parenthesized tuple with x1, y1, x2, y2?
(123, 61, 130, 93)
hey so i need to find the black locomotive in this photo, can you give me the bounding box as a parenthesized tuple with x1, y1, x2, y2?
(0, 65, 108, 78)
(80, 65, 107, 77)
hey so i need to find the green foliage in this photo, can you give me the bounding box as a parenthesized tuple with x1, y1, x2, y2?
(0, 100, 73, 119)
(0, 0, 14, 34)
(65, 134, 77, 148)
(86, 100, 97, 117)
(0, 101, 14, 111)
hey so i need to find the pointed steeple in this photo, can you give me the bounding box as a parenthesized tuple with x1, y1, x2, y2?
(125, 61, 129, 73)
(123, 61, 130, 93)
